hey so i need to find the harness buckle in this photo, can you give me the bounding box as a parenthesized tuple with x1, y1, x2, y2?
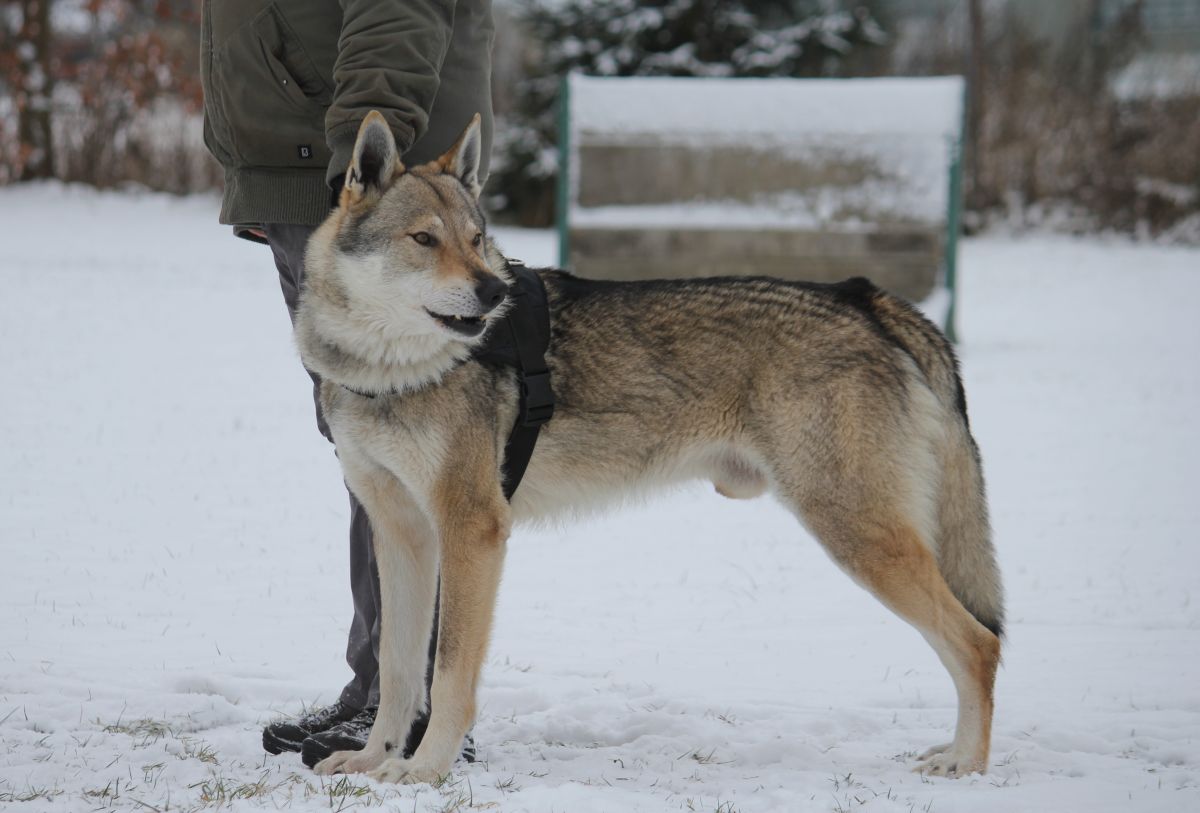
(519, 370, 555, 427)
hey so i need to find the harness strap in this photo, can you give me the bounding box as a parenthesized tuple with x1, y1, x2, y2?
(497, 261, 554, 500)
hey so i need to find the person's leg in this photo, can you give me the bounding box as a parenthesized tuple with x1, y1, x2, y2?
(264, 223, 331, 439)
(260, 223, 383, 744)
(338, 495, 382, 710)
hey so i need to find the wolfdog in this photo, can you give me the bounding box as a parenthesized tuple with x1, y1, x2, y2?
(293, 112, 1004, 784)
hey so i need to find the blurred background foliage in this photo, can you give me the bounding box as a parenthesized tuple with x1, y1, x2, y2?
(2, 0, 1198, 239)
(487, 0, 886, 224)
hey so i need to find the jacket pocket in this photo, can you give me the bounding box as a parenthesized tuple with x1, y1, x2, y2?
(251, 6, 332, 106)
(212, 3, 333, 168)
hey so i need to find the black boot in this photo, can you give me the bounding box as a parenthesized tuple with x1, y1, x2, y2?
(262, 700, 360, 755)
(301, 706, 377, 768)
(300, 709, 477, 768)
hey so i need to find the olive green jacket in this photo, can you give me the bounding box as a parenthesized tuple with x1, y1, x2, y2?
(201, 0, 494, 235)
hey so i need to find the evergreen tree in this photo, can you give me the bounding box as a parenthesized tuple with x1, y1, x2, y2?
(491, 0, 885, 225)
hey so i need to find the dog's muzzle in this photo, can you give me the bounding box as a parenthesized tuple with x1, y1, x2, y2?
(474, 276, 510, 314)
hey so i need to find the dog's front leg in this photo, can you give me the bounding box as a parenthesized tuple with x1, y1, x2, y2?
(314, 463, 438, 777)
(369, 476, 509, 785)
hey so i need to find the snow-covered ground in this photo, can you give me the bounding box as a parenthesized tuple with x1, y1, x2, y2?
(2, 184, 1198, 812)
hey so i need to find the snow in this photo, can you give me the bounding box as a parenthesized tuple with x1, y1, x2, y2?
(2, 184, 1199, 812)
(570, 173, 945, 230)
(1111, 53, 1200, 101)
(569, 76, 964, 138)
(568, 76, 961, 227)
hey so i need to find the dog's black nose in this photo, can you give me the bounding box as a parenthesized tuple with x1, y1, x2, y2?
(474, 275, 509, 313)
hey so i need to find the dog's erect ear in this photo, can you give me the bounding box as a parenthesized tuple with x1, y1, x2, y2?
(345, 111, 403, 203)
(437, 113, 483, 198)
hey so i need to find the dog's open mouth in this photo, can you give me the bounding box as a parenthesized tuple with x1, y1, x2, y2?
(425, 309, 487, 338)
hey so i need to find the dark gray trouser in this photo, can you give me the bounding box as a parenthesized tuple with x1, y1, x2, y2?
(263, 222, 436, 711)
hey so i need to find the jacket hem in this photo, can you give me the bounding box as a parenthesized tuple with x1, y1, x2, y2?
(219, 167, 333, 227)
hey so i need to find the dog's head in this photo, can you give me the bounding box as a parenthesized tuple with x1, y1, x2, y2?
(324, 111, 508, 344)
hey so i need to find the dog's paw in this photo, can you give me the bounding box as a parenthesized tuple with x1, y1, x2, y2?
(313, 748, 387, 776)
(917, 742, 952, 761)
(367, 757, 447, 785)
(914, 744, 986, 777)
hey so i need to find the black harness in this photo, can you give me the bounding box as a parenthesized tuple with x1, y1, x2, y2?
(470, 260, 555, 500)
(340, 260, 555, 502)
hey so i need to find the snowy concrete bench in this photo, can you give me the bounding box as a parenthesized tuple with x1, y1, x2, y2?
(557, 75, 965, 311)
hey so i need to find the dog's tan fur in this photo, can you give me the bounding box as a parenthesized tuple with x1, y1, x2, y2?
(293, 112, 1004, 784)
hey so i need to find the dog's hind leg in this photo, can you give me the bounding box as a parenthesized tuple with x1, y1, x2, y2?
(776, 438, 999, 776)
(314, 458, 438, 777)
(842, 522, 998, 776)
(796, 503, 1000, 774)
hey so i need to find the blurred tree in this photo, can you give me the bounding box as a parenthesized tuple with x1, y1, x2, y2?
(1, 0, 210, 190)
(490, 0, 886, 225)
(4, 0, 56, 180)
(65, 2, 201, 106)
(967, 0, 983, 209)
(55, 0, 206, 189)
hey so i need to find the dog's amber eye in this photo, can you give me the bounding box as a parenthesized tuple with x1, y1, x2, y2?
(412, 231, 436, 247)
(472, 233, 483, 248)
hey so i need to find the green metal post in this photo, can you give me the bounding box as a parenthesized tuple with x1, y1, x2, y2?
(555, 74, 571, 269)
(943, 85, 966, 344)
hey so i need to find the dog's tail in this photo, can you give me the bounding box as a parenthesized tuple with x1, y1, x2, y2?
(867, 286, 1005, 639)
(932, 416, 1004, 638)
